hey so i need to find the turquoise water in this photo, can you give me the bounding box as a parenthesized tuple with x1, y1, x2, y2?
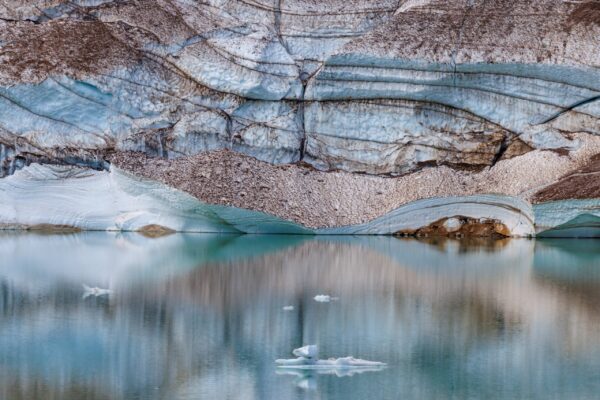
(1, 233, 600, 399)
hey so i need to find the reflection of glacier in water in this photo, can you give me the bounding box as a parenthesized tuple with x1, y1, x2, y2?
(277, 367, 386, 391)
(1, 233, 600, 399)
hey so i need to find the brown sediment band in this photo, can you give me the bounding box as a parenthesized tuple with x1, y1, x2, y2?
(394, 216, 511, 238)
(0, 20, 140, 85)
(533, 154, 600, 203)
(27, 224, 82, 234)
(567, 1, 600, 27)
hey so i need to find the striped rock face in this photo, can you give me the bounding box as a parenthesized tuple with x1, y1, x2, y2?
(0, 0, 599, 236)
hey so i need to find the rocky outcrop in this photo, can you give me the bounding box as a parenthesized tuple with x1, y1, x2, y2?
(0, 0, 599, 236)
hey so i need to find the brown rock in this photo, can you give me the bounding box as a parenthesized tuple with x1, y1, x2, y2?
(533, 154, 600, 203)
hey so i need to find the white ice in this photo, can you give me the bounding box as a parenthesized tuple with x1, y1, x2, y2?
(82, 284, 112, 298)
(314, 294, 338, 302)
(276, 345, 386, 369)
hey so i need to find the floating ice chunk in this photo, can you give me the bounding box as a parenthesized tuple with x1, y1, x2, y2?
(82, 284, 112, 298)
(293, 345, 318, 359)
(282, 305, 295, 311)
(276, 357, 386, 369)
(276, 345, 385, 369)
(276, 356, 314, 366)
(314, 357, 386, 368)
(314, 294, 338, 302)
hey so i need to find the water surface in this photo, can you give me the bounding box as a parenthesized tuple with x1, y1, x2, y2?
(1, 233, 600, 400)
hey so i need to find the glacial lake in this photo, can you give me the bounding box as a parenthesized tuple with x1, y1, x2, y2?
(1, 233, 600, 400)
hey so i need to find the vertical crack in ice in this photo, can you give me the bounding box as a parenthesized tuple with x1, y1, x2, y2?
(273, 0, 291, 55)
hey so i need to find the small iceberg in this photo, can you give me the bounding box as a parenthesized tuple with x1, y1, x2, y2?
(282, 305, 295, 311)
(82, 284, 112, 298)
(293, 344, 318, 358)
(314, 294, 338, 302)
(275, 345, 386, 369)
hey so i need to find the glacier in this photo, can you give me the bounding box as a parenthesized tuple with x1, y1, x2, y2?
(0, 163, 540, 237)
(0, 0, 599, 236)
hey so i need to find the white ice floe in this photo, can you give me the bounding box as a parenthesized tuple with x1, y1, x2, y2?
(313, 294, 338, 302)
(275, 345, 386, 369)
(293, 345, 319, 359)
(282, 305, 295, 311)
(82, 284, 112, 298)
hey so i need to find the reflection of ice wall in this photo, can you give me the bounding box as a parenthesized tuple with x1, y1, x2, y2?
(2, 236, 600, 399)
(0, 232, 309, 291)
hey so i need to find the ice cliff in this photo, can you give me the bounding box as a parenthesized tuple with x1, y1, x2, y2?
(0, 0, 599, 236)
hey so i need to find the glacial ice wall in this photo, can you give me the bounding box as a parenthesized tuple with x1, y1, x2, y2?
(305, 60, 600, 173)
(535, 200, 600, 238)
(0, 0, 599, 235)
(1, 0, 599, 176)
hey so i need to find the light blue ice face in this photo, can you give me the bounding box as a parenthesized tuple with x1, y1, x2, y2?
(300, 58, 600, 172)
(324, 55, 600, 93)
(534, 199, 600, 238)
(0, 78, 128, 136)
(0, 61, 225, 157)
(0, 44, 245, 146)
(1, 45, 598, 176)
(0, 62, 303, 163)
(308, 57, 600, 132)
(0, 73, 163, 145)
(1, 234, 600, 400)
(230, 100, 303, 163)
